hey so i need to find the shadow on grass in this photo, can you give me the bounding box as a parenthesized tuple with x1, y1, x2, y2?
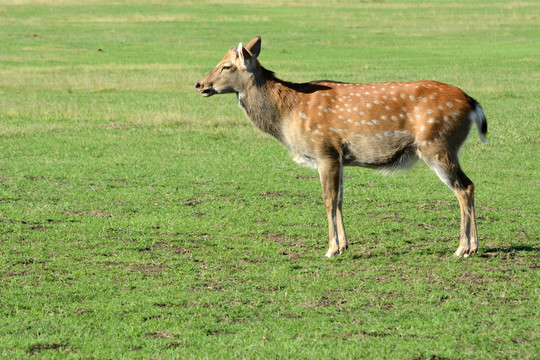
(480, 245, 539, 257)
(341, 244, 539, 261)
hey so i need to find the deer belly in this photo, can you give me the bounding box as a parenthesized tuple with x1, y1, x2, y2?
(342, 134, 418, 170)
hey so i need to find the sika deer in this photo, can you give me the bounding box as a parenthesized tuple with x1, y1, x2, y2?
(195, 36, 487, 258)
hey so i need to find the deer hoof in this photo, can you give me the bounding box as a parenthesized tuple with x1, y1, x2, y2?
(325, 248, 339, 258)
(453, 246, 467, 258)
(453, 245, 477, 258)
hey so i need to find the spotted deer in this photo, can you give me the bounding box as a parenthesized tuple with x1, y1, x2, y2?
(195, 36, 487, 258)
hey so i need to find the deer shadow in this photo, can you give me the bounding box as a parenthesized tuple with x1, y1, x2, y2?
(479, 244, 539, 256)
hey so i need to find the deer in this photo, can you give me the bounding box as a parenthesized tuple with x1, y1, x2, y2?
(195, 36, 487, 258)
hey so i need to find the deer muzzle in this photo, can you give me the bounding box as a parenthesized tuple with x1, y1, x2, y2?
(195, 81, 216, 97)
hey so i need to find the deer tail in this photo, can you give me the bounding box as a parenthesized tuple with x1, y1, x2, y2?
(469, 97, 488, 143)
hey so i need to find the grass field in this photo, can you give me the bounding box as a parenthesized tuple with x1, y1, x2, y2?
(1, 0, 539, 358)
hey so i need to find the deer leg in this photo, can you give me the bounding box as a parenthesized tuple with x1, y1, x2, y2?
(425, 156, 479, 257)
(336, 165, 348, 254)
(318, 159, 346, 258)
(453, 170, 478, 257)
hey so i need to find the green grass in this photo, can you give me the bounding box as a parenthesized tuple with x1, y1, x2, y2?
(1, 0, 539, 358)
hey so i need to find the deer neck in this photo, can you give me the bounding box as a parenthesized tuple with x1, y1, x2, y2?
(237, 70, 298, 144)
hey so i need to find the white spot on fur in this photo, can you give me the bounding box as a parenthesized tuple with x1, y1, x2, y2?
(299, 113, 307, 119)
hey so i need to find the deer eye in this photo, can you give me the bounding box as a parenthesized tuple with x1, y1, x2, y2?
(221, 65, 232, 71)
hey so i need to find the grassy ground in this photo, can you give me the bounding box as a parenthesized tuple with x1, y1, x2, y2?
(1, 0, 539, 358)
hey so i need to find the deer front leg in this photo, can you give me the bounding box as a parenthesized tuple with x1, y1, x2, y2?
(318, 159, 348, 258)
(336, 165, 348, 254)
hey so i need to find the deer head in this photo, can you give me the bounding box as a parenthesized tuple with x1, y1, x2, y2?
(195, 36, 262, 97)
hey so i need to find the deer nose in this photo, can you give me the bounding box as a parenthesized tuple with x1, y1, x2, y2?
(195, 82, 201, 89)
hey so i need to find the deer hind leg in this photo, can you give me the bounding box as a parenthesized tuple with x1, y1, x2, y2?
(318, 159, 348, 258)
(424, 154, 479, 257)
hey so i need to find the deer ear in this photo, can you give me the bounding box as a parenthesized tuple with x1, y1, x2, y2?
(245, 36, 261, 58)
(237, 42, 245, 63)
(237, 42, 255, 70)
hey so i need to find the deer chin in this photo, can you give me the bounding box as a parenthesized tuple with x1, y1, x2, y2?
(200, 88, 217, 97)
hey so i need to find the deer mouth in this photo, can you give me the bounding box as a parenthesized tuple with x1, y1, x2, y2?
(200, 88, 216, 97)
(195, 81, 217, 97)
